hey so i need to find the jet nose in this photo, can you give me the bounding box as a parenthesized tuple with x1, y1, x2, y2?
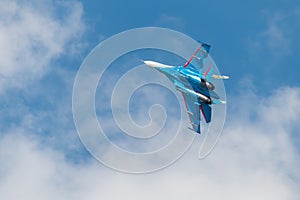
(143, 60, 157, 68)
(143, 60, 174, 68)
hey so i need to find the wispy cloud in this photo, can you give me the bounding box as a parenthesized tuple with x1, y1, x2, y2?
(0, 0, 85, 92)
(0, 0, 86, 157)
(154, 14, 186, 31)
(1, 85, 299, 200)
(0, 2, 299, 199)
(246, 8, 300, 59)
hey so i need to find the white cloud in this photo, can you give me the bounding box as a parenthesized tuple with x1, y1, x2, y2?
(154, 14, 186, 31)
(1, 2, 299, 199)
(262, 13, 290, 56)
(0, 0, 85, 92)
(0, 86, 299, 200)
(246, 8, 300, 58)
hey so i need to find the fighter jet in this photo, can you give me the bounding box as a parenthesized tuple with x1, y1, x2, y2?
(143, 43, 229, 134)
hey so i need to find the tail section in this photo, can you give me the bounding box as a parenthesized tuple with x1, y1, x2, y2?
(200, 104, 212, 123)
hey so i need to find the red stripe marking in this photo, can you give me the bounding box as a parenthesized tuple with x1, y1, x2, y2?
(199, 105, 208, 123)
(183, 45, 203, 68)
(204, 64, 212, 77)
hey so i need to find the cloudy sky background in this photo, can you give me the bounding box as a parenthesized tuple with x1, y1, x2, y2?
(0, 0, 300, 199)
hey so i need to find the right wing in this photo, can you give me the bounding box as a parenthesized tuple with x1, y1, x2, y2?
(183, 43, 211, 72)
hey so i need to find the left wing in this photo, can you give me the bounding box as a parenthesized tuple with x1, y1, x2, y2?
(181, 91, 201, 133)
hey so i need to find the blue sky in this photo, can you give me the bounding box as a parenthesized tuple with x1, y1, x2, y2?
(0, 0, 300, 199)
(81, 0, 300, 95)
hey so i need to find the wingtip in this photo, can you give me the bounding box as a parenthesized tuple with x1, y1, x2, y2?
(212, 99, 226, 104)
(212, 75, 230, 80)
(220, 100, 226, 104)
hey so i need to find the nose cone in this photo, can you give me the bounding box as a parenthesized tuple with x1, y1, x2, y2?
(143, 60, 174, 68)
